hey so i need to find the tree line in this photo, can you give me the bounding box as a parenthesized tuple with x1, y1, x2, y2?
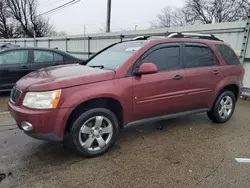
(0, 0, 65, 39)
(1, 0, 249, 38)
(151, 0, 250, 28)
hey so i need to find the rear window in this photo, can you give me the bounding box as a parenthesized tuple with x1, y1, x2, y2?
(216, 44, 240, 65)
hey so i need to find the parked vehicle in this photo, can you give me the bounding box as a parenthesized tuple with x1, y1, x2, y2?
(0, 43, 20, 50)
(0, 47, 83, 91)
(8, 33, 245, 157)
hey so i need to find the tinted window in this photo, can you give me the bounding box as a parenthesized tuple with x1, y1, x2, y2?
(87, 41, 149, 70)
(34, 50, 53, 63)
(142, 47, 180, 71)
(216, 44, 240, 65)
(0, 50, 28, 64)
(54, 53, 63, 61)
(185, 45, 217, 68)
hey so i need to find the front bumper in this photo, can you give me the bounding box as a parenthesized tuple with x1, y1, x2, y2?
(8, 101, 70, 142)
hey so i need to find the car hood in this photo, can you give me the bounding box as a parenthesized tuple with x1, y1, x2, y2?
(16, 64, 116, 91)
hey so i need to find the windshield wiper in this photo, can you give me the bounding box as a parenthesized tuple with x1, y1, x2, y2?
(89, 65, 105, 69)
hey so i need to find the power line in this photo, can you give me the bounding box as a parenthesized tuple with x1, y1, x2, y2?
(38, 0, 80, 16)
(38, 0, 81, 17)
(43, 0, 66, 8)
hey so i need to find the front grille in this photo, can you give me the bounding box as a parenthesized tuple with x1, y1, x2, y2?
(10, 87, 22, 104)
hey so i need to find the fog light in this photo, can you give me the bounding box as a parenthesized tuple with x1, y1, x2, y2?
(21, 122, 33, 132)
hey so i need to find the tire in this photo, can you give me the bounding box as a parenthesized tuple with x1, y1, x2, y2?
(65, 108, 119, 157)
(207, 90, 236, 123)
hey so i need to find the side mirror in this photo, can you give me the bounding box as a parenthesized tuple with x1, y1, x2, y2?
(135, 63, 158, 76)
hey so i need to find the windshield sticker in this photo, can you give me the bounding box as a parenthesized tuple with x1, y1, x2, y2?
(125, 47, 142, 52)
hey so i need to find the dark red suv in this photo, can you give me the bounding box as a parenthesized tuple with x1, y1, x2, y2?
(8, 33, 245, 157)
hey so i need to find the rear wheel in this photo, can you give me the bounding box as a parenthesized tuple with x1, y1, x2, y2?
(207, 91, 235, 123)
(65, 108, 119, 157)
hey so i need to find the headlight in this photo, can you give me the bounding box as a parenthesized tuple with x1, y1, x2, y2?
(23, 89, 61, 109)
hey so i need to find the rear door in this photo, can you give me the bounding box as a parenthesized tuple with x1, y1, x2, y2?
(0, 49, 31, 90)
(32, 49, 55, 70)
(32, 50, 75, 70)
(132, 43, 190, 120)
(184, 43, 223, 110)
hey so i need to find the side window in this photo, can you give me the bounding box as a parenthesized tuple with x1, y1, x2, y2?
(34, 50, 53, 64)
(0, 50, 28, 64)
(185, 45, 217, 68)
(141, 46, 180, 71)
(54, 53, 63, 61)
(216, 44, 240, 65)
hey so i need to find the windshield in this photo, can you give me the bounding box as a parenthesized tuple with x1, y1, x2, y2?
(86, 41, 149, 70)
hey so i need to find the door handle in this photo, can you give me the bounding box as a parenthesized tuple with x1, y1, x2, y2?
(213, 70, 220, 75)
(173, 75, 183, 80)
(21, 65, 28, 69)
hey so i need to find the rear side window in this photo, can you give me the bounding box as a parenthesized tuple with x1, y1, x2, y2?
(141, 46, 181, 71)
(185, 45, 217, 68)
(216, 44, 240, 65)
(34, 50, 53, 63)
(54, 53, 63, 61)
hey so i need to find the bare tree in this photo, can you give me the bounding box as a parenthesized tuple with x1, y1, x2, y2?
(152, 0, 250, 28)
(151, 6, 188, 28)
(27, 0, 53, 37)
(184, 0, 250, 24)
(0, 1, 16, 38)
(6, 0, 53, 37)
(50, 31, 67, 37)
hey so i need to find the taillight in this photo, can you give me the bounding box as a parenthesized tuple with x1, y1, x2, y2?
(242, 68, 245, 77)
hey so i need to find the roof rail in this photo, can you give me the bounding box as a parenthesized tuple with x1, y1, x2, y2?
(132, 36, 150, 40)
(168, 32, 223, 41)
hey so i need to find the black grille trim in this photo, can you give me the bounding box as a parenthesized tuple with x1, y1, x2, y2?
(10, 87, 22, 104)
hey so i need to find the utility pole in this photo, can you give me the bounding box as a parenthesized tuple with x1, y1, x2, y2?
(84, 24, 86, 37)
(106, 0, 111, 32)
(84, 24, 86, 52)
(33, 29, 36, 47)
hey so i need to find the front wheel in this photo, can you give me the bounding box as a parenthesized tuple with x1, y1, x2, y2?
(66, 108, 119, 157)
(207, 91, 236, 123)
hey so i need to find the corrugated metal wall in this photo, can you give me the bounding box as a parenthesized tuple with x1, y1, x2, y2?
(1, 21, 250, 88)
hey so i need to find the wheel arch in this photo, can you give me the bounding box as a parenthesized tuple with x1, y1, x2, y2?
(210, 83, 239, 108)
(64, 97, 124, 135)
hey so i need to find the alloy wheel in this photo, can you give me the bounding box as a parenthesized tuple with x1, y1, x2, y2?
(78, 116, 113, 151)
(218, 96, 233, 119)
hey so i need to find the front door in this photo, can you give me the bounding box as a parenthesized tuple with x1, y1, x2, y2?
(132, 43, 190, 120)
(0, 49, 31, 90)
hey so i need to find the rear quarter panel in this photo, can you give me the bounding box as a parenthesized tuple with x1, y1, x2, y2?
(208, 43, 243, 107)
(209, 65, 243, 107)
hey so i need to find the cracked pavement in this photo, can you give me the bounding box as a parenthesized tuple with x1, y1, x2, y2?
(0, 97, 250, 188)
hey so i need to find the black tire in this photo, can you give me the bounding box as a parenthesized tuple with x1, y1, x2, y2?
(65, 108, 119, 157)
(207, 90, 236, 123)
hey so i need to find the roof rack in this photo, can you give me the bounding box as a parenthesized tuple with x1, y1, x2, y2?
(132, 35, 169, 41)
(168, 32, 222, 41)
(132, 36, 150, 40)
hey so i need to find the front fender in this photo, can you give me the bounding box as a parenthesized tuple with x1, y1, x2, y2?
(59, 78, 133, 125)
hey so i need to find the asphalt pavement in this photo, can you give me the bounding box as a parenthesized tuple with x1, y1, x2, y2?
(0, 99, 250, 188)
